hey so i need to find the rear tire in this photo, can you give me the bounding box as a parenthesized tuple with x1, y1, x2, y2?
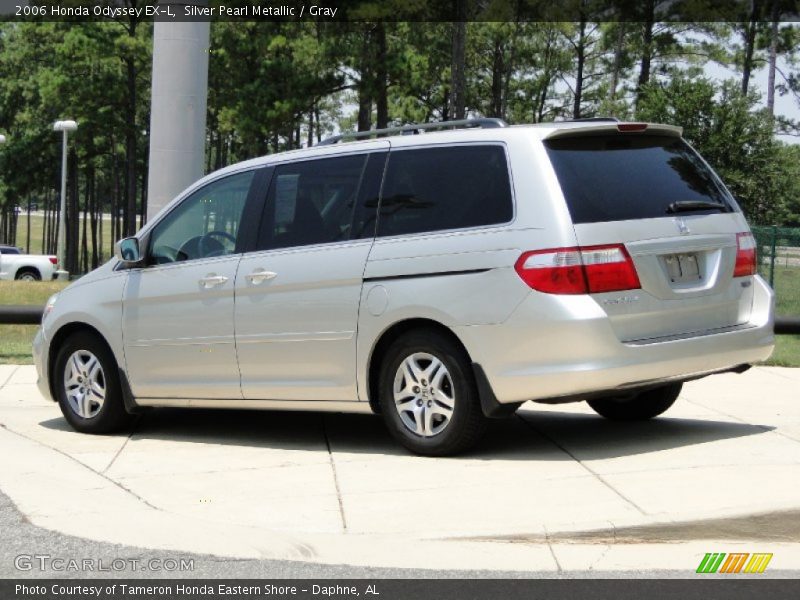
(15, 269, 41, 281)
(378, 329, 487, 456)
(588, 382, 682, 421)
(54, 331, 133, 434)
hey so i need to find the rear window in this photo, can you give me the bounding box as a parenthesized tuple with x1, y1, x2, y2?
(544, 135, 735, 224)
(377, 145, 513, 237)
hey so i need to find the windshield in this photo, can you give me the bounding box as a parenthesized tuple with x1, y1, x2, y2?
(544, 134, 736, 224)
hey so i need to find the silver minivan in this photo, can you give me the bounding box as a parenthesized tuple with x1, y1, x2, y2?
(33, 119, 775, 455)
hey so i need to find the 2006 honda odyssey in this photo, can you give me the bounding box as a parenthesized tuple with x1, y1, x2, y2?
(33, 118, 775, 455)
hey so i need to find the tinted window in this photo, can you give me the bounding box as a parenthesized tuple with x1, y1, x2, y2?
(258, 154, 370, 250)
(149, 170, 254, 264)
(377, 145, 513, 237)
(0, 247, 21, 255)
(544, 135, 735, 224)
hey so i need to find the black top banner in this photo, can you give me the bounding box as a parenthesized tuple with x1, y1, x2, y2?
(1, 0, 800, 23)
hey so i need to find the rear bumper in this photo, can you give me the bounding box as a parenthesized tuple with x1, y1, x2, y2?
(454, 275, 775, 404)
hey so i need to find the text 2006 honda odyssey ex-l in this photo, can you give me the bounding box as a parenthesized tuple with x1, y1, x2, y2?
(34, 119, 774, 455)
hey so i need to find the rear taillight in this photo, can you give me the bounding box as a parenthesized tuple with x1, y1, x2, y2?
(515, 244, 641, 295)
(48, 256, 57, 265)
(734, 232, 756, 277)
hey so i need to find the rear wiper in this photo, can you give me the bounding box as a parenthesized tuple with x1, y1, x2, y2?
(666, 200, 727, 214)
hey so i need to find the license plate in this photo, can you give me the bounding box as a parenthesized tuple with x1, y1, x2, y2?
(664, 253, 701, 283)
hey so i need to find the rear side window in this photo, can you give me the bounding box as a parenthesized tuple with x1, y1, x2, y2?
(377, 145, 513, 237)
(544, 135, 735, 224)
(258, 154, 369, 250)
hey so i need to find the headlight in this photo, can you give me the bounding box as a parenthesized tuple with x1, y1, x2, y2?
(42, 293, 59, 322)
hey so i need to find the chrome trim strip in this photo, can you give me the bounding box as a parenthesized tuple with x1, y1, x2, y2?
(135, 398, 374, 414)
(625, 323, 759, 346)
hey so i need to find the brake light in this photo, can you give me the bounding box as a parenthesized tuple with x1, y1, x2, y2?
(734, 232, 756, 277)
(515, 244, 641, 294)
(617, 123, 648, 132)
(48, 256, 57, 265)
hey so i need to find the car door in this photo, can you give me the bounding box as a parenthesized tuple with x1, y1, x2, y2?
(122, 169, 261, 400)
(235, 149, 387, 401)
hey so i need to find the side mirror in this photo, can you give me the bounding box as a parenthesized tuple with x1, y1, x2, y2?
(114, 237, 142, 265)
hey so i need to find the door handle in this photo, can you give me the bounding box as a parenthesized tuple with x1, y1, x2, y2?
(199, 274, 228, 288)
(245, 269, 277, 284)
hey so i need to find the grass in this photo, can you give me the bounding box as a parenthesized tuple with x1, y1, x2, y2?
(769, 335, 800, 368)
(1, 265, 798, 367)
(0, 281, 68, 365)
(765, 265, 800, 317)
(761, 265, 800, 367)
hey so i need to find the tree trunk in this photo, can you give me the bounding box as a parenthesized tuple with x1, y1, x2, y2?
(123, 18, 138, 237)
(741, 0, 760, 96)
(766, 0, 780, 116)
(635, 2, 655, 107)
(449, 9, 467, 120)
(43, 191, 51, 255)
(139, 162, 147, 229)
(82, 186, 89, 274)
(357, 26, 373, 132)
(98, 187, 104, 263)
(25, 200, 31, 254)
(608, 23, 626, 105)
(90, 164, 98, 269)
(573, 18, 587, 119)
(67, 149, 79, 274)
(490, 37, 504, 118)
(375, 23, 389, 129)
(307, 108, 314, 147)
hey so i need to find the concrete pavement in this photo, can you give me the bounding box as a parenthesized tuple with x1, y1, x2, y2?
(0, 364, 799, 574)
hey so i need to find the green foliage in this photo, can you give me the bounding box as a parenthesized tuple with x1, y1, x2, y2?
(636, 76, 798, 224)
(2, 17, 800, 267)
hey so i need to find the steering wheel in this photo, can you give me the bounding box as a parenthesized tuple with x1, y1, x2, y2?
(198, 230, 236, 257)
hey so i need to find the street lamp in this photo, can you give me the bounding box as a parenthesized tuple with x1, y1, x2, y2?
(53, 120, 77, 280)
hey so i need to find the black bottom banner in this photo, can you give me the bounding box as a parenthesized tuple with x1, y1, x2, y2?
(3, 579, 799, 600)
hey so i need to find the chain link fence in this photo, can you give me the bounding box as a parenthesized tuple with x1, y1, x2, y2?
(752, 226, 800, 318)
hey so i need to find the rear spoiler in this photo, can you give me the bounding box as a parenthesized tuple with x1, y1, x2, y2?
(542, 123, 683, 140)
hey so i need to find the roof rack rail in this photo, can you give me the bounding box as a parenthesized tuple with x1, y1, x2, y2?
(316, 118, 507, 146)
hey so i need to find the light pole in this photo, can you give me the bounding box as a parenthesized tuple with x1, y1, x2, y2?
(53, 120, 77, 280)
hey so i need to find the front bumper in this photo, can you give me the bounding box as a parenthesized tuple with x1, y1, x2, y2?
(32, 328, 51, 401)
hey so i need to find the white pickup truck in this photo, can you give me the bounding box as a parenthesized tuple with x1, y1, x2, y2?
(0, 245, 58, 281)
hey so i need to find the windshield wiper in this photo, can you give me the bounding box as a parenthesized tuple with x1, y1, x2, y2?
(666, 200, 727, 214)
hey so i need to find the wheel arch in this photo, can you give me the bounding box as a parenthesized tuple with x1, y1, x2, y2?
(47, 322, 117, 402)
(15, 266, 41, 280)
(366, 318, 473, 414)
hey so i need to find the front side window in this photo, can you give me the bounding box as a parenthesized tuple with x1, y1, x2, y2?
(148, 170, 255, 265)
(258, 154, 369, 250)
(377, 145, 513, 237)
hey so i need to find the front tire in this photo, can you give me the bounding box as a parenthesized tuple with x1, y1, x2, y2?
(378, 329, 487, 456)
(588, 382, 682, 421)
(54, 331, 133, 433)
